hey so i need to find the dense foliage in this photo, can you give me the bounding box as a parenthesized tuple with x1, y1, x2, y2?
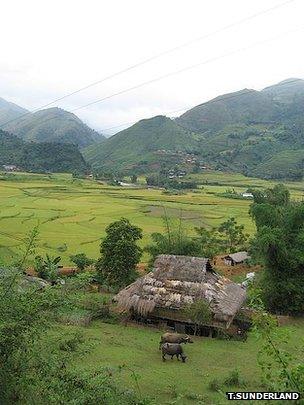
(70, 253, 95, 270)
(0, 130, 88, 173)
(146, 214, 248, 264)
(0, 268, 150, 404)
(96, 218, 143, 288)
(146, 173, 197, 190)
(250, 184, 304, 314)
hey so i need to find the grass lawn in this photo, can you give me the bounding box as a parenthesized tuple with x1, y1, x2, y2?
(1, 170, 304, 265)
(61, 319, 304, 404)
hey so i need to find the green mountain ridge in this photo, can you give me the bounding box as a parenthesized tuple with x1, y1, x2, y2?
(84, 78, 304, 180)
(83, 115, 198, 172)
(0, 130, 88, 173)
(2, 107, 105, 148)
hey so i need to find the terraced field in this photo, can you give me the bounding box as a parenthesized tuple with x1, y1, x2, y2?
(1, 171, 304, 265)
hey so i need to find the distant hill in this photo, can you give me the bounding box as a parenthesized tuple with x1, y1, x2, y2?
(83, 78, 304, 179)
(0, 130, 88, 173)
(2, 107, 105, 148)
(176, 89, 277, 134)
(0, 97, 28, 125)
(262, 78, 304, 103)
(179, 78, 304, 179)
(83, 115, 198, 172)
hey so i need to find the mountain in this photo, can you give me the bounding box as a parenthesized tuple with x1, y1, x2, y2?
(0, 130, 88, 173)
(176, 78, 304, 180)
(175, 89, 277, 134)
(262, 78, 304, 103)
(2, 107, 105, 148)
(0, 97, 28, 125)
(83, 78, 304, 179)
(83, 115, 198, 172)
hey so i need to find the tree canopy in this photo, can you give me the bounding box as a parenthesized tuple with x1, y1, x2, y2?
(96, 218, 143, 288)
(250, 184, 304, 314)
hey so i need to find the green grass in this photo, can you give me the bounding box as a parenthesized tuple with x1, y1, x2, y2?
(60, 318, 304, 404)
(1, 171, 304, 264)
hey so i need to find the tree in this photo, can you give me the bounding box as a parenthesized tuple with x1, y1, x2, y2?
(130, 174, 137, 184)
(70, 253, 95, 271)
(250, 184, 304, 314)
(218, 217, 248, 252)
(145, 211, 201, 265)
(194, 227, 224, 259)
(96, 218, 142, 288)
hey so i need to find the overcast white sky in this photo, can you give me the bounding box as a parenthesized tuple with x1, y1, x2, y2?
(1, 0, 303, 135)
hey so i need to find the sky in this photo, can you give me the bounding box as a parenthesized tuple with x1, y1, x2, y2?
(1, 0, 304, 136)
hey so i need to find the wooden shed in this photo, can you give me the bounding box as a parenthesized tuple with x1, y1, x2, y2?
(223, 251, 251, 266)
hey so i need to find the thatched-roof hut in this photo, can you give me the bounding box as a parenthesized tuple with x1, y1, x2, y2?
(224, 251, 251, 266)
(114, 255, 247, 335)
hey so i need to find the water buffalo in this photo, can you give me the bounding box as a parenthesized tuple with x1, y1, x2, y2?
(159, 332, 193, 349)
(161, 343, 187, 362)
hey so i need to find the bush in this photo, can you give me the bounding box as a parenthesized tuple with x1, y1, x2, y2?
(224, 369, 246, 387)
(70, 253, 95, 270)
(208, 378, 222, 392)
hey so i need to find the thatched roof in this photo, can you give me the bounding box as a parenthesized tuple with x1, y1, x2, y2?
(225, 251, 250, 263)
(114, 255, 246, 328)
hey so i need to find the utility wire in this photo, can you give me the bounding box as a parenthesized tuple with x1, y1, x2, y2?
(0, 0, 297, 129)
(98, 77, 303, 136)
(69, 26, 304, 111)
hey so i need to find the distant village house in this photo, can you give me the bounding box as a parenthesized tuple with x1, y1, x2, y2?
(241, 192, 254, 199)
(2, 164, 18, 172)
(223, 251, 251, 266)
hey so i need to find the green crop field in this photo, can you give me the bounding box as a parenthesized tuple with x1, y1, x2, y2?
(57, 318, 304, 404)
(1, 171, 304, 265)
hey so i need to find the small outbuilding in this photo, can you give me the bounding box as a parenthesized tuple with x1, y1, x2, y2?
(223, 251, 251, 266)
(114, 254, 247, 336)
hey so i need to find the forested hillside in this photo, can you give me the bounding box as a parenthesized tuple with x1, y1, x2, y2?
(83, 115, 198, 172)
(2, 107, 104, 148)
(85, 78, 304, 179)
(0, 130, 88, 173)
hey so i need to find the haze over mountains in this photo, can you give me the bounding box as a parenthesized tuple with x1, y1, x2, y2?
(0, 100, 105, 148)
(1, 78, 304, 179)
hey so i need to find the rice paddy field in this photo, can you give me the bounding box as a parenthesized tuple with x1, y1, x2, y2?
(1, 170, 304, 264)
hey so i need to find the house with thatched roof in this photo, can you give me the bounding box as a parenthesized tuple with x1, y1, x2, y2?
(223, 251, 251, 266)
(114, 255, 247, 336)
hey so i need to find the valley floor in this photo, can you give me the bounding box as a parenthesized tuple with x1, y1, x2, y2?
(2, 171, 304, 265)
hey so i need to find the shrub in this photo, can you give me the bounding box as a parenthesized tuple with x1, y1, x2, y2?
(224, 369, 246, 387)
(70, 253, 95, 270)
(208, 378, 222, 392)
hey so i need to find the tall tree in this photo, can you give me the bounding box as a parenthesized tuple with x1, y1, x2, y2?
(250, 184, 304, 314)
(97, 218, 142, 288)
(218, 217, 248, 252)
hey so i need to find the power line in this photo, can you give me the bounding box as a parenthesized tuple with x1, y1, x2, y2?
(70, 26, 304, 113)
(0, 0, 297, 129)
(99, 77, 304, 135)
